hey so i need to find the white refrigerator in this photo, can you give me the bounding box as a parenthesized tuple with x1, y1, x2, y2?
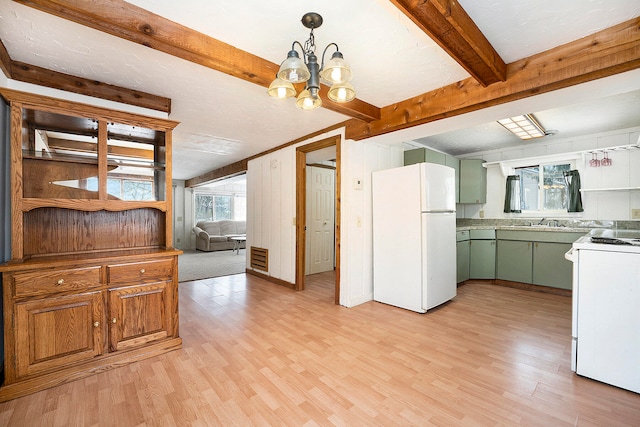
(372, 163, 457, 313)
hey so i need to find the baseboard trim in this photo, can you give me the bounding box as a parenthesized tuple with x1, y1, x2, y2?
(246, 268, 295, 289)
(460, 278, 571, 297)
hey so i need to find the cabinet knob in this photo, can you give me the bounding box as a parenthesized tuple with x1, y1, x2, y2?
(57, 279, 64, 285)
(93, 321, 100, 328)
(140, 268, 146, 274)
(112, 318, 117, 324)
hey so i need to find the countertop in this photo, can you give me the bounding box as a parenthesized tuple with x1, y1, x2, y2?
(456, 225, 592, 233)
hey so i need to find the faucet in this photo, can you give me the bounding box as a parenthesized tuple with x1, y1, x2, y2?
(548, 220, 559, 227)
(537, 218, 546, 225)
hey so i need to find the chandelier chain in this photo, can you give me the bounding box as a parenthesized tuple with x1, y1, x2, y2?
(303, 28, 316, 59)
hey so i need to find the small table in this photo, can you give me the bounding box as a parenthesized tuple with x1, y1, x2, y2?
(230, 236, 246, 255)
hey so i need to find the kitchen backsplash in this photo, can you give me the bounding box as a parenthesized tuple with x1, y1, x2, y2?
(457, 218, 640, 230)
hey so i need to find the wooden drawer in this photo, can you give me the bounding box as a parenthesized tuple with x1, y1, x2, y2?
(107, 259, 173, 286)
(13, 266, 101, 298)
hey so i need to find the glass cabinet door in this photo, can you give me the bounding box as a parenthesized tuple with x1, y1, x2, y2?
(21, 108, 100, 199)
(106, 122, 166, 202)
(20, 108, 167, 202)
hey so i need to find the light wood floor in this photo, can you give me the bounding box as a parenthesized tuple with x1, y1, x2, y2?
(1, 272, 639, 426)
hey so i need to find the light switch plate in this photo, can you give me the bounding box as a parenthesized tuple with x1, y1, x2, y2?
(632, 209, 640, 219)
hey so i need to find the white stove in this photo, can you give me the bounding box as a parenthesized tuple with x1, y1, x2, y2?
(566, 228, 640, 394)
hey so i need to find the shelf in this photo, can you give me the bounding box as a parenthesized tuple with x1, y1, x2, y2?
(21, 198, 168, 212)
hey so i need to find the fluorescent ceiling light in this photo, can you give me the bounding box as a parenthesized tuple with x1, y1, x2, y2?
(498, 114, 546, 140)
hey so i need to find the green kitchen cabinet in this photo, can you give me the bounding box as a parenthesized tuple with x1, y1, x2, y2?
(404, 148, 460, 202)
(496, 240, 533, 283)
(532, 242, 573, 289)
(404, 147, 446, 166)
(469, 229, 496, 279)
(459, 159, 486, 204)
(456, 230, 470, 283)
(445, 155, 460, 203)
(496, 230, 584, 289)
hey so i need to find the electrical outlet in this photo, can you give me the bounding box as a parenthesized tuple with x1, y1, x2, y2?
(632, 209, 640, 220)
(479, 210, 485, 218)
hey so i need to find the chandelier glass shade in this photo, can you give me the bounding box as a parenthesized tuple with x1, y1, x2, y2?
(276, 50, 310, 83)
(267, 77, 296, 99)
(268, 12, 355, 110)
(328, 81, 356, 103)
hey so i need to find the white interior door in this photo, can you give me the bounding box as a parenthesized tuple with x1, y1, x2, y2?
(307, 166, 335, 275)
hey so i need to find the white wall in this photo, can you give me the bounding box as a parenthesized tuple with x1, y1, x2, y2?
(246, 127, 404, 307)
(458, 127, 640, 220)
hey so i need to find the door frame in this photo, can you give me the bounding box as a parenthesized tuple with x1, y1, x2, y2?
(295, 135, 340, 304)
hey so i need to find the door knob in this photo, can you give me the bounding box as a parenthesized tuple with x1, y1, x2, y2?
(93, 321, 100, 328)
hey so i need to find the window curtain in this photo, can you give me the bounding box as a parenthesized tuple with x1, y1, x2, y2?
(503, 175, 521, 213)
(563, 170, 584, 212)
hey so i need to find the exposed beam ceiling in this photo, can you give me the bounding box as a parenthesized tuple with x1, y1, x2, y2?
(389, 0, 506, 86)
(345, 18, 640, 140)
(0, 35, 171, 112)
(4, 1, 640, 185)
(12, 0, 381, 122)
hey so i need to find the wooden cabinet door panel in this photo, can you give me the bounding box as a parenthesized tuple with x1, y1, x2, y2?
(15, 292, 104, 378)
(108, 282, 171, 352)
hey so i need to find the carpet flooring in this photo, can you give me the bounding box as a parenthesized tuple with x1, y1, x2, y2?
(178, 249, 246, 282)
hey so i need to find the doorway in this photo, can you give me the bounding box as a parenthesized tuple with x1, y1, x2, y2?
(295, 135, 341, 304)
(306, 164, 335, 275)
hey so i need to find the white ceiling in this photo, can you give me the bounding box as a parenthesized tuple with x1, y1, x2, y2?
(1, 0, 639, 180)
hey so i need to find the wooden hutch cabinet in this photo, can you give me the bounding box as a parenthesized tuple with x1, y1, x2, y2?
(0, 88, 182, 401)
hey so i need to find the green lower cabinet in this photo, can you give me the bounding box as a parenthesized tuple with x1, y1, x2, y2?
(532, 242, 573, 289)
(456, 240, 470, 283)
(496, 240, 533, 283)
(469, 240, 496, 279)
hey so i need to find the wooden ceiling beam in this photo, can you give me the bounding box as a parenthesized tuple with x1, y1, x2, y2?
(13, 0, 380, 122)
(389, 0, 506, 86)
(345, 17, 640, 140)
(10, 60, 172, 113)
(185, 159, 248, 188)
(0, 39, 12, 78)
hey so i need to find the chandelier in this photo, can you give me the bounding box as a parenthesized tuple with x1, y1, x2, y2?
(267, 12, 355, 111)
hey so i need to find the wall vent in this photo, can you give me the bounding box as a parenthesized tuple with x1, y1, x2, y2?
(250, 247, 268, 272)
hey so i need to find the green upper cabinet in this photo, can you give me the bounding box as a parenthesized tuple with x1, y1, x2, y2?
(405, 148, 460, 202)
(459, 159, 486, 204)
(445, 155, 460, 203)
(404, 147, 445, 165)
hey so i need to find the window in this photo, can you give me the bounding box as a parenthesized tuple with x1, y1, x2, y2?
(514, 162, 572, 212)
(86, 177, 154, 200)
(194, 193, 237, 222)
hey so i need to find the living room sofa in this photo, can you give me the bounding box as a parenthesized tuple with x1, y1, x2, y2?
(193, 220, 246, 252)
